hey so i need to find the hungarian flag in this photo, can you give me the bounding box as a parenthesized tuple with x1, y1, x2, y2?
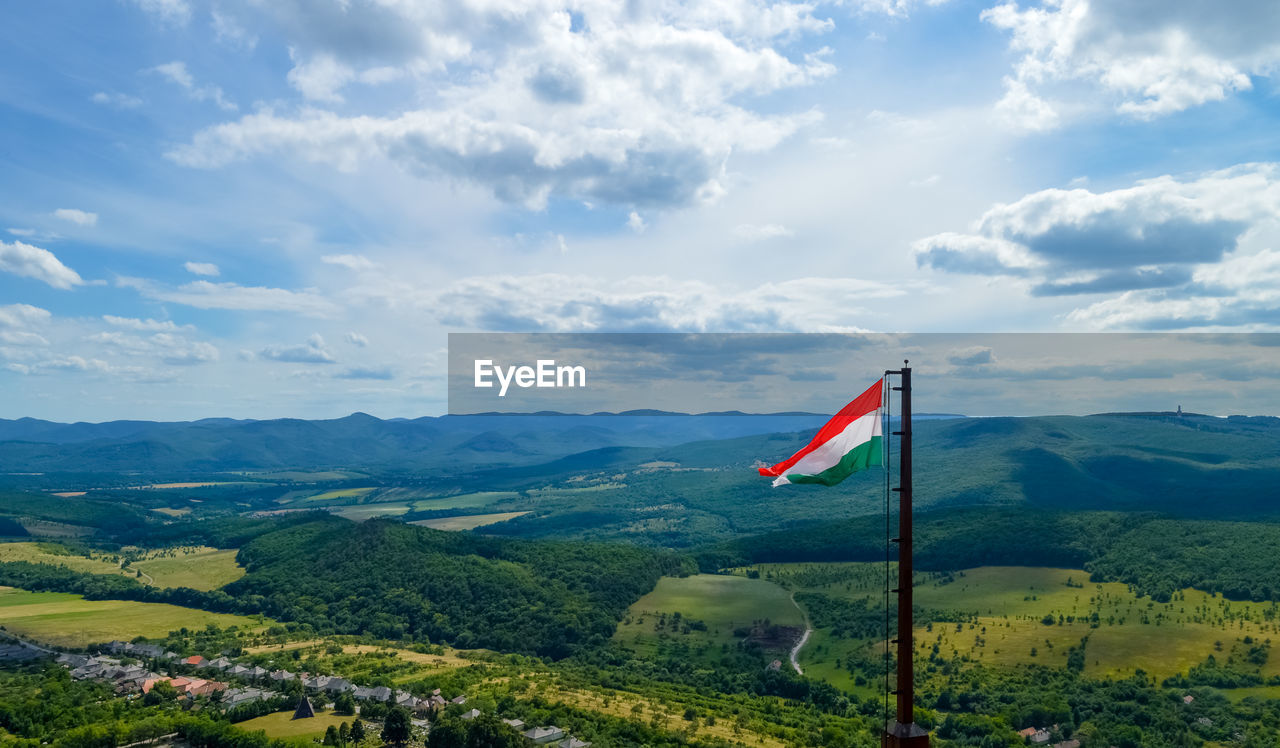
(758, 378, 884, 487)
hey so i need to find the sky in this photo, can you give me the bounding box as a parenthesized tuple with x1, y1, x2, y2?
(2, 0, 1279, 421)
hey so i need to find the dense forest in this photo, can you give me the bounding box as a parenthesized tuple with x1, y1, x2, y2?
(226, 517, 694, 657)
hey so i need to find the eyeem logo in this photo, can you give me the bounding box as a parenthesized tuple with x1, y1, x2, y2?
(474, 359, 587, 397)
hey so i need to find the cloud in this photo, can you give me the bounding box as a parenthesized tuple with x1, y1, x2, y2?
(211, 8, 257, 49)
(345, 331, 369, 347)
(103, 315, 193, 332)
(434, 273, 916, 332)
(0, 241, 84, 289)
(150, 61, 237, 111)
(915, 164, 1280, 293)
(917, 164, 1280, 329)
(89, 330, 219, 365)
(321, 253, 375, 271)
(53, 208, 97, 227)
(259, 333, 336, 364)
(948, 346, 995, 366)
(984, 0, 1280, 129)
(0, 304, 51, 329)
(184, 261, 220, 276)
(167, 1, 837, 208)
(128, 278, 338, 317)
(733, 223, 794, 241)
(335, 366, 393, 380)
(626, 212, 647, 234)
(128, 0, 190, 25)
(90, 92, 143, 109)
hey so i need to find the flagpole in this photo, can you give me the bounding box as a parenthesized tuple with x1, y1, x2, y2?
(884, 361, 929, 748)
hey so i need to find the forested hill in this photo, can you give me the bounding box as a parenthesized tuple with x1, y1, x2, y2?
(225, 517, 695, 658)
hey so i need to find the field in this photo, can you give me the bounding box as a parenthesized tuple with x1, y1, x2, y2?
(736, 563, 1280, 688)
(331, 503, 410, 520)
(132, 546, 245, 590)
(0, 586, 265, 647)
(0, 542, 130, 578)
(410, 491, 518, 511)
(302, 487, 376, 503)
(615, 574, 805, 660)
(412, 512, 529, 531)
(234, 709, 354, 743)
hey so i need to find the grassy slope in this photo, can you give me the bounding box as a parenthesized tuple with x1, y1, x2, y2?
(615, 574, 804, 660)
(234, 710, 353, 743)
(0, 586, 264, 647)
(131, 547, 245, 590)
(413, 512, 530, 531)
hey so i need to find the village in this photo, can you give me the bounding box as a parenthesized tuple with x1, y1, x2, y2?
(0, 635, 590, 747)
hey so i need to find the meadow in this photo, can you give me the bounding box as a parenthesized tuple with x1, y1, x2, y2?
(235, 709, 354, 743)
(412, 512, 530, 531)
(740, 563, 1280, 689)
(132, 546, 245, 590)
(0, 586, 265, 647)
(615, 574, 805, 661)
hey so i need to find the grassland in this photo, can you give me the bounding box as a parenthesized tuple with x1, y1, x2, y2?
(235, 709, 354, 743)
(615, 574, 804, 661)
(0, 586, 265, 647)
(302, 487, 376, 503)
(331, 503, 411, 520)
(0, 542, 130, 577)
(412, 512, 530, 531)
(735, 563, 1280, 688)
(132, 546, 245, 590)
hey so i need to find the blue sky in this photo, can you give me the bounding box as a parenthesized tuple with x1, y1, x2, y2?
(2, 0, 1279, 421)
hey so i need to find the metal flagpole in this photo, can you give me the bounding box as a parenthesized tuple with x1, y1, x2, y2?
(883, 361, 929, 748)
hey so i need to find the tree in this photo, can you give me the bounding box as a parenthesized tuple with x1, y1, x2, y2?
(350, 719, 366, 745)
(323, 725, 340, 746)
(334, 692, 356, 715)
(381, 706, 412, 745)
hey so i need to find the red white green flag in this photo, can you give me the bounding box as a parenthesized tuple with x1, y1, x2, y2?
(758, 378, 884, 487)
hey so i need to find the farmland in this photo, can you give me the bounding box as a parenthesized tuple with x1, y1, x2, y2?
(412, 512, 530, 531)
(0, 586, 265, 647)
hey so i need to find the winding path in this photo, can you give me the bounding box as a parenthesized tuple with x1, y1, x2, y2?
(788, 592, 813, 675)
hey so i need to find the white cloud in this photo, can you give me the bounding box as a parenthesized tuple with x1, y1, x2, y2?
(211, 8, 257, 48)
(151, 61, 238, 111)
(103, 315, 193, 332)
(917, 163, 1280, 328)
(0, 304, 51, 329)
(128, 0, 190, 25)
(0, 241, 84, 289)
(184, 261, 220, 276)
(168, 1, 838, 208)
(345, 331, 369, 347)
(90, 91, 143, 109)
(321, 253, 375, 271)
(0, 331, 49, 346)
(626, 212, 647, 234)
(733, 223, 794, 241)
(53, 208, 97, 227)
(6, 228, 36, 237)
(433, 273, 915, 332)
(260, 333, 336, 363)
(89, 330, 219, 365)
(983, 0, 1280, 129)
(131, 279, 339, 317)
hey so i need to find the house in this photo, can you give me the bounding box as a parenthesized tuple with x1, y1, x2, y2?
(523, 726, 566, 745)
(1017, 727, 1037, 739)
(1182, 694, 1195, 704)
(460, 708, 481, 720)
(370, 686, 393, 702)
(184, 655, 206, 667)
(57, 653, 89, 669)
(353, 686, 376, 701)
(450, 695, 467, 705)
(395, 691, 416, 708)
(324, 677, 354, 693)
(1030, 730, 1051, 744)
(208, 657, 233, 670)
(304, 675, 331, 690)
(249, 666, 269, 680)
(270, 669, 295, 682)
(502, 719, 525, 730)
(132, 644, 165, 659)
(557, 739, 591, 748)
(227, 665, 251, 678)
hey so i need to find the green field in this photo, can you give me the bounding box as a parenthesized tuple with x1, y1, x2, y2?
(234, 709, 354, 743)
(132, 547, 245, 590)
(615, 574, 805, 661)
(331, 503, 411, 521)
(302, 487, 377, 503)
(411, 511, 529, 531)
(737, 563, 1280, 687)
(0, 586, 265, 647)
(411, 491, 519, 511)
(0, 542, 130, 577)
